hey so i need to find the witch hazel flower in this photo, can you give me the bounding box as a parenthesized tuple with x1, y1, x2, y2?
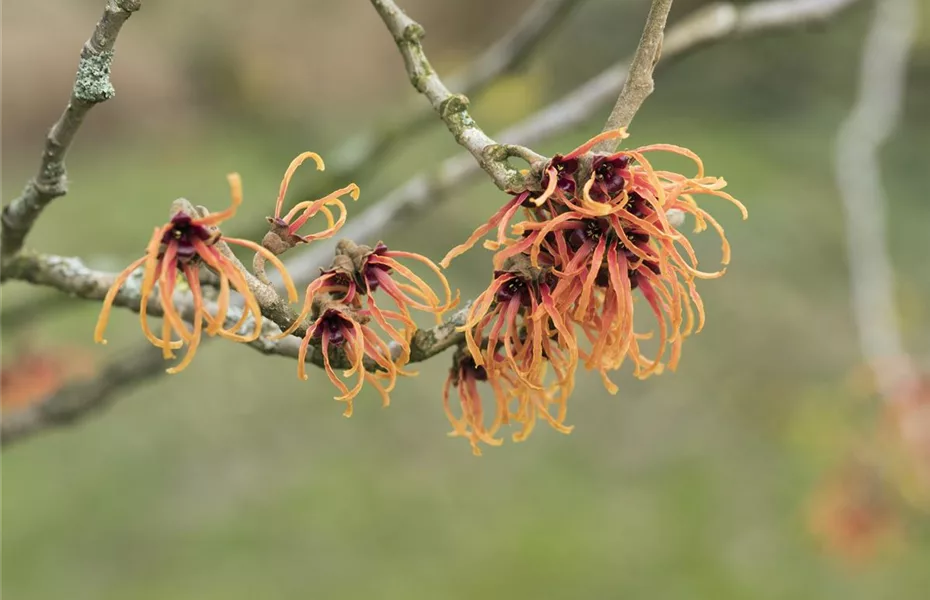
(280, 293, 405, 417)
(443, 348, 508, 455)
(440, 128, 747, 451)
(94, 174, 297, 373)
(443, 347, 574, 456)
(261, 151, 360, 257)
(281, 239, 457, 366)
(461, 254, 577, 389)
(503, 129, 744, 381)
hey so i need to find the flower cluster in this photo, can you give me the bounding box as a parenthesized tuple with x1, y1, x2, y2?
(277, 239, 457, 415)
(93, 131, 744, 455)
(261, 151, 359, 255)
(441, 129, 747, 454)
(94, 153, 357, 374)
(94, 149, 458, 416)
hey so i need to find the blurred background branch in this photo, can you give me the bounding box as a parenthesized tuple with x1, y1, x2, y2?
(831, 0, 930, 503)
(1, 344, 166, 446)
(834, 0, 918, 401)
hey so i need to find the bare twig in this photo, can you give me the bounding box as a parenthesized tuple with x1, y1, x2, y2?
(833, 0, 918, 401)
(0, 237, 475, 448)
(594, 0, 673, 152)
(369, 0, 544, 191)
(739, 0, 861, 31)
(0, 250, 469, 375)
(0, 0, 142, 261)
(2, 0, 574, 443)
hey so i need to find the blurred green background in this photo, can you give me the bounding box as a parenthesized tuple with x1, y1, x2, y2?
(3, 0, 930, 598)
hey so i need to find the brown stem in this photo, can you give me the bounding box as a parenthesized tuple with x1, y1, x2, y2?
(594, 0, 674, 152)
(368, 0, 542, 191)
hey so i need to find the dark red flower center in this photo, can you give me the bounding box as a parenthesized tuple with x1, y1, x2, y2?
(311, 309, 352, 347)
(568, 218, 610, 250)
(528, 155, 579, 204)
(589, 155, 631, 202)
(359, 243, 393, 292)
(551, 155, 579, 175)
(594, 256, 659, 289)
(361, 262, 391, 292)
(624, 192, 649, 218)
(460, 356, 488, 382)
(494, 274, 534, 307)
(162, 213, 213, 262)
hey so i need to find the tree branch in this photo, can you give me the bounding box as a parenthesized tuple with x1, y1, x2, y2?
(594, 0, 673, 152)
(0, 1, 581, 333)
(342, 0, 582, 173)
(833, 0, 918, 401)
(1, 0, 863, 446)
(368, 0, 544, 191)
(0, 0, 142, 261)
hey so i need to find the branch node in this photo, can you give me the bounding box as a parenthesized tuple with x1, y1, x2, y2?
(402, 22, 426, 43)
(439, 94, 470, 119)
(371, 0, 516, 190)
(117, 0, 143, 12)
(34, 165, 69, 195)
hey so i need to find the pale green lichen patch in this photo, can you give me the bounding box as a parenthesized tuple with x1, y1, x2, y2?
(74, 50, 116, 102)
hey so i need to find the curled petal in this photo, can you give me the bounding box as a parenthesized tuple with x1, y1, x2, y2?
(529, 167, 559, 207)
(94, 255, 148, 345)
(275, 151, 325, 219)
(166, 264, 205, 374)
(633, 143, 705, 179)
(562, 128, 628, 160)
(223, 236, 298, 303)
(440, 194, 525, 268)
(157, 245, 192, 345)
(197, 173, 242, 227)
